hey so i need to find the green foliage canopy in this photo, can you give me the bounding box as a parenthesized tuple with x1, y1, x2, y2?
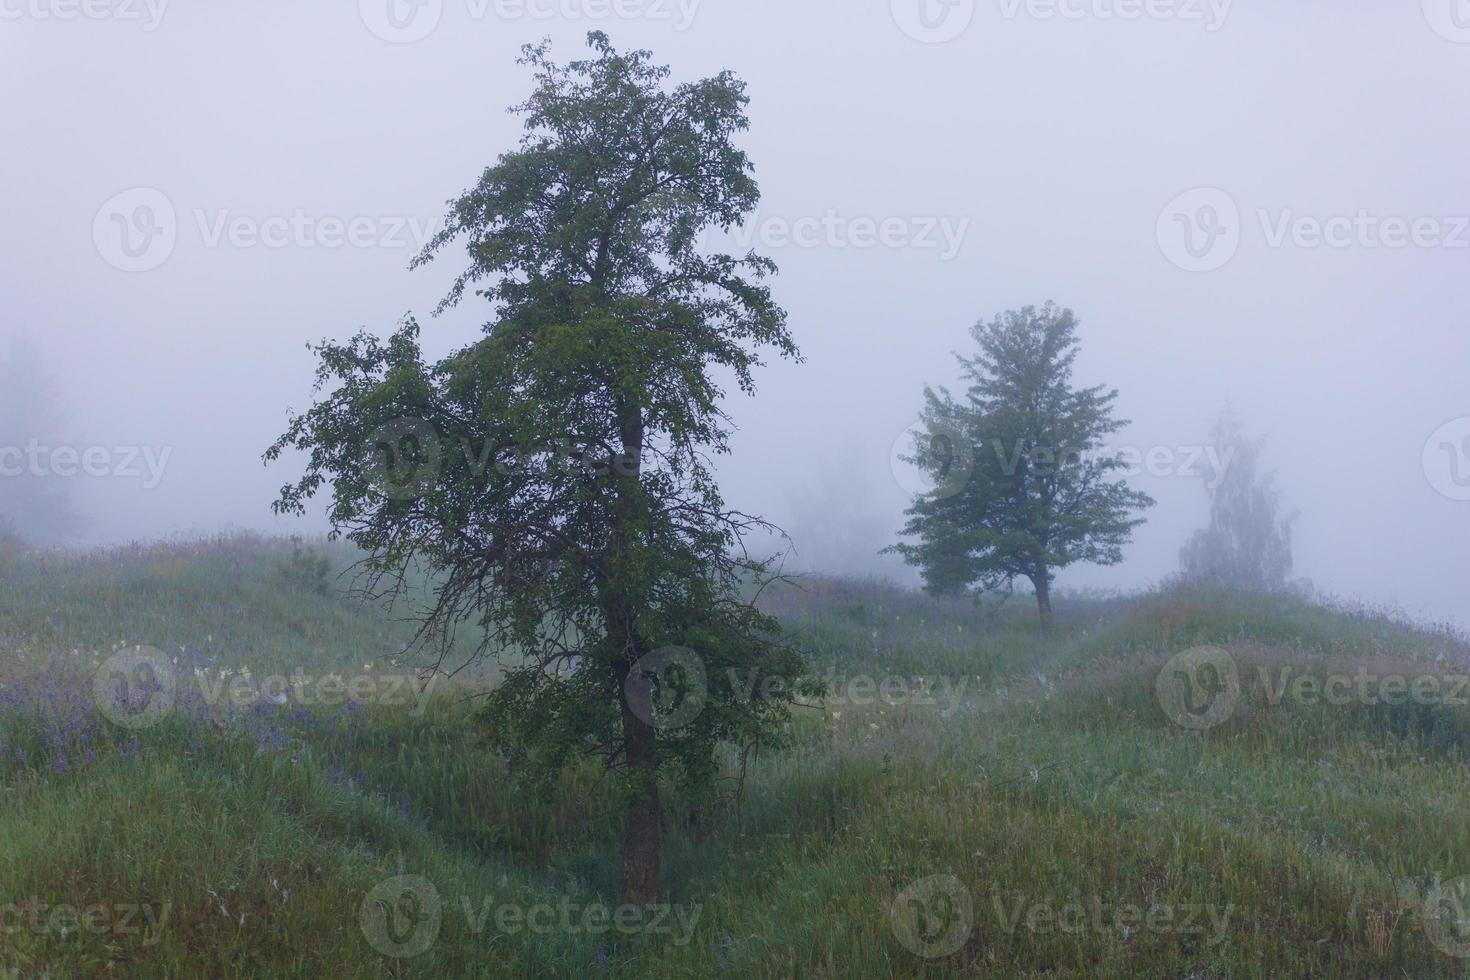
(267, 33, 815, 900)
(889, 303, 1154, 623)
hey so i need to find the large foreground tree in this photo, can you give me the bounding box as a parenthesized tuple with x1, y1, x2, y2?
(888, 304, 1153, 627)
(268, 33, 814, 903)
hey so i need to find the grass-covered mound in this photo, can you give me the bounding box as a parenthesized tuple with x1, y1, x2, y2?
(0, 538, 1467, 977)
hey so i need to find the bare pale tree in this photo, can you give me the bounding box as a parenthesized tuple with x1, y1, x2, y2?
(1179, 410, 1296, 592)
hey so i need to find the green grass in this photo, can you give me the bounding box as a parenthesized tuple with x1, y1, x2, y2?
(1, 536, 1468, 977)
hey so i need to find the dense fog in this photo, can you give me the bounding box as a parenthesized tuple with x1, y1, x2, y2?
(3, 1, 1467, 625)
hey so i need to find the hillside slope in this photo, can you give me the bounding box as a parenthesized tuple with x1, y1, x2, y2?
(0, 538, 1467, 977)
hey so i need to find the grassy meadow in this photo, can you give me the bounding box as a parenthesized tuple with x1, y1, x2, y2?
(0, 535, 1468, 977)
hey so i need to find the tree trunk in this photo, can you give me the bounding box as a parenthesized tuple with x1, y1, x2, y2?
(609, 391, 660, 905)
(1032, 569, 1054, 630)
(619, 699, 662, 905)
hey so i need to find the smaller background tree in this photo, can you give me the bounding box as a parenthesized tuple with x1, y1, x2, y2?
(887, 303, 1153, 627)
(1178, 410, 1296, 592)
